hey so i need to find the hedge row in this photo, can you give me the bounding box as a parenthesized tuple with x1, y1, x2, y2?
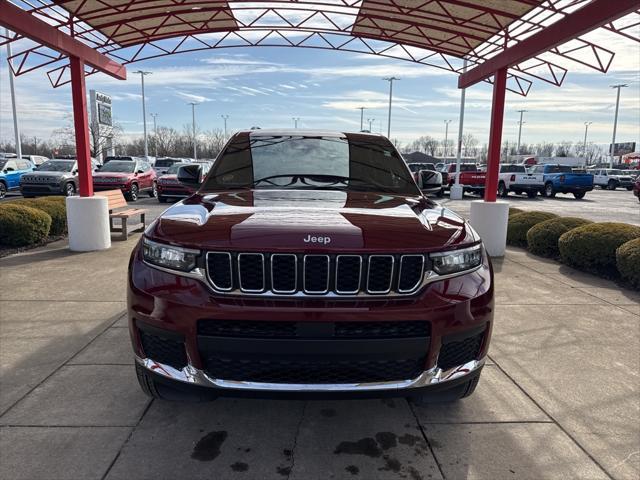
(507, 210, 640, 289)
(0, 196, 67, 247)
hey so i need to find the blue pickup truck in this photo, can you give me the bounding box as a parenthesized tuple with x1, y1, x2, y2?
(528, 164, 594, 200)
(0, 157, 35, 199)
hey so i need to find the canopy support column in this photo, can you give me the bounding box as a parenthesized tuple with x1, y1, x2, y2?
(69, 56, 93, 197)
(469, 68, 509, 257)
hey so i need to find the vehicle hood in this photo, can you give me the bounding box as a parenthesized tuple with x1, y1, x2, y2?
(93, 172, 133, 179)
(611, 175, 633, 180)
(146, 190, 479, 252)
(21, 171, 69, 181)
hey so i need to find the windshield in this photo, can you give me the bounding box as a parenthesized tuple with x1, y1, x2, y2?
(100, 161, 135, 173)
(165, 163, 188, 174)
(156, 158, 180, 168)
(201, 133, 419, 195)
(547, 165, 572, 173)
(37, 160, 74, 172)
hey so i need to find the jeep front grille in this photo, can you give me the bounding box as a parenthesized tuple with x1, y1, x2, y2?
(206, 252, 426, 296)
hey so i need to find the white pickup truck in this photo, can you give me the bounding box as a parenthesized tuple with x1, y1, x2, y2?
(497, 164, 544, 198)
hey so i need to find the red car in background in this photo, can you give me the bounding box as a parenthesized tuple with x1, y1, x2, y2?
(440, 163, 486, 196)
(157, 161, 212, 203)
(92, 159, 157, 201)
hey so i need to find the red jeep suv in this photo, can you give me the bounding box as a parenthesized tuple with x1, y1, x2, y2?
(128, 130, 494, 403)
(93, 159, 157, 201)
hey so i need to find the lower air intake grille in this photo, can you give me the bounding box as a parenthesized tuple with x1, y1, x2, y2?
(202, 356, 426, 384)
(139, 330, 188, 370)
(438, 331, 484, 371)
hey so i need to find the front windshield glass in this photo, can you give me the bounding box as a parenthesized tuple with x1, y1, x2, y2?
(37, 160, 74, 172)
(100, 161, 135, 173)
(156, 158, 180, 168)
(201, 133, 419, 195)
(165, 163, 187, 174)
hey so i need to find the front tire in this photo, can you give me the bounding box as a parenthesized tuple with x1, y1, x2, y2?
(158, 195, 167, 203)
(0, 181, 6, 199)
(544, 183, 556, 198)
(526, 190, 537, 199)
(573, 191, 586, 199)
(148, 182, 158, 198)
(497, 182, 508, 198)
(64, 182, 76, 197)
(608, 180, 617, 191)
(409, 375, 480, 405)
(127, 183, 139, 202)
(626, 186, 633, 191)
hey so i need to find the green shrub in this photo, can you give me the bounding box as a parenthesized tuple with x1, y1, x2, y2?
(526, 217, 592, 258)
(0, 204, 52, 247)
(507, 211, 558, 247)
(39, 196, 67, 206)
(9, 198, 67, 236)
(616, 238, 640, 289)
(508, 207, 524, 218)
(559, 222, 640, 277)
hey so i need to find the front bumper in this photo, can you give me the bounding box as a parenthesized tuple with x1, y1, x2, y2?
(157, 184, 191, 197)
(94, 183, 131, 193)
(128, 245, 493, 398)
(20, 184, 64, 195)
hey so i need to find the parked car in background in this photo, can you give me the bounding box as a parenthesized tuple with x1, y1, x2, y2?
(22, 155, 49, 166)
(20, 158, 99, 197)
(157, 161, 212, 203)
(589, 168, 634, 191)
(407, 162, 436, 182)
(530, 164, 593, 199)
(417, 169, 444, 196)
(497, 164, 543, 198)
(154, 157, 186, 175)
(104, 155, 140, 165)
(130, 129, 493, 403)
(93, 159, 157, 201)
(633, 177, 640, 202)
(441, 163, 486, 196)
(0, 157, 35, 199)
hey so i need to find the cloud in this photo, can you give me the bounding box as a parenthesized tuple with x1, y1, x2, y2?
(173, 91, 212, 103)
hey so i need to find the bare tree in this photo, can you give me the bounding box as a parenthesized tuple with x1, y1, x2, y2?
(461, 133, 478, 157)
(555, 141, 573, 157)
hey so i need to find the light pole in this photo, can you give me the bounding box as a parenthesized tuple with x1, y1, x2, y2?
(443, 119, 452, 158)
(150, 113, 158, 157)
(357, 107, 366, 131)
(221, 114, 229, 139)
(451, 58, 468, 199)
(582, 121, 592, 161)
(383, 77, 399, 138)
(5, 28, 21, 159)
(189, 102, 198, 160)
(134, 70, 152, 157)
(516, 109, 527, 155)
(609, 84, 627, 167)
(292, 117, 300, 128)
(367, 118, 375, 131)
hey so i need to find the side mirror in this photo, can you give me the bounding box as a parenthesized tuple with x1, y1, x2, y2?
(177, 164, 202, 188)
(5, 167, 14, 172)
(137, 169, 144, 174)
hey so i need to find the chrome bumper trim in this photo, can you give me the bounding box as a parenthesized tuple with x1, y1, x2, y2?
(135, 356, 485, 392)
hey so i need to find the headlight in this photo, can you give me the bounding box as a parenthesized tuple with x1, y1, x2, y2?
(142, 237, 200, 272)
(430, 244, 482, 276)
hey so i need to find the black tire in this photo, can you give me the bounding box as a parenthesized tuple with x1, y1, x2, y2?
(436, 188, 444, 198)
(148, 182, 158, 198)
(158, 195, 168, 203)
(135, 363, 214, 402)
(526, 190, 537, 198)
(544, 182, 556, 198)
(127, 183, 139, 201)
(608, 180, 617, 191)
(513, 190, 522, 196)
(409, 375, 481, 405)
(626, 186, 633, 191)
(573, 191, 586, 199)
(497, 182, 508, 198)
(64, 182, 76, 197)
(0, 181, 6, 199)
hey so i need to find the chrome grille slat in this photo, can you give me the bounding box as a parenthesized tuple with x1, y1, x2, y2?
(205, 252, 441, 297)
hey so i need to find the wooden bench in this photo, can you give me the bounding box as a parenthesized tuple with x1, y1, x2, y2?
(95, 189, 147, 240)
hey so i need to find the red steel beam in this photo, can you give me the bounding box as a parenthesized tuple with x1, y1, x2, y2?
(69, 57, 94, 197)
(0, 0, 126, 80)
(484, 68, 507, 203)
(458, 0, 638, 88)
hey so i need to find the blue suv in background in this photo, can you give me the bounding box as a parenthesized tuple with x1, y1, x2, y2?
(0, 157, 35, 199)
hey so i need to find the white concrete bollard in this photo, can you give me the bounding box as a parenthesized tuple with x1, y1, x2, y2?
(66, 196, 111, 251)
(469, 200, 509, 257)
(449, 183, 464, 200)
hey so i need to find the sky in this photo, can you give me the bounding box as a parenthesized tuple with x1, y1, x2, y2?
(0, 28, 639, 151)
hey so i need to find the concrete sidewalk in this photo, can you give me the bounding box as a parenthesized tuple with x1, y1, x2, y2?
(0, 235, 638, 480)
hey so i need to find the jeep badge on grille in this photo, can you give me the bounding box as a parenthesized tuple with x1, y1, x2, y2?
(303, 235, 331, 244)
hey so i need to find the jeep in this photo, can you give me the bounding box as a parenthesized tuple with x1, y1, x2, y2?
(128, 130, 494, 403)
